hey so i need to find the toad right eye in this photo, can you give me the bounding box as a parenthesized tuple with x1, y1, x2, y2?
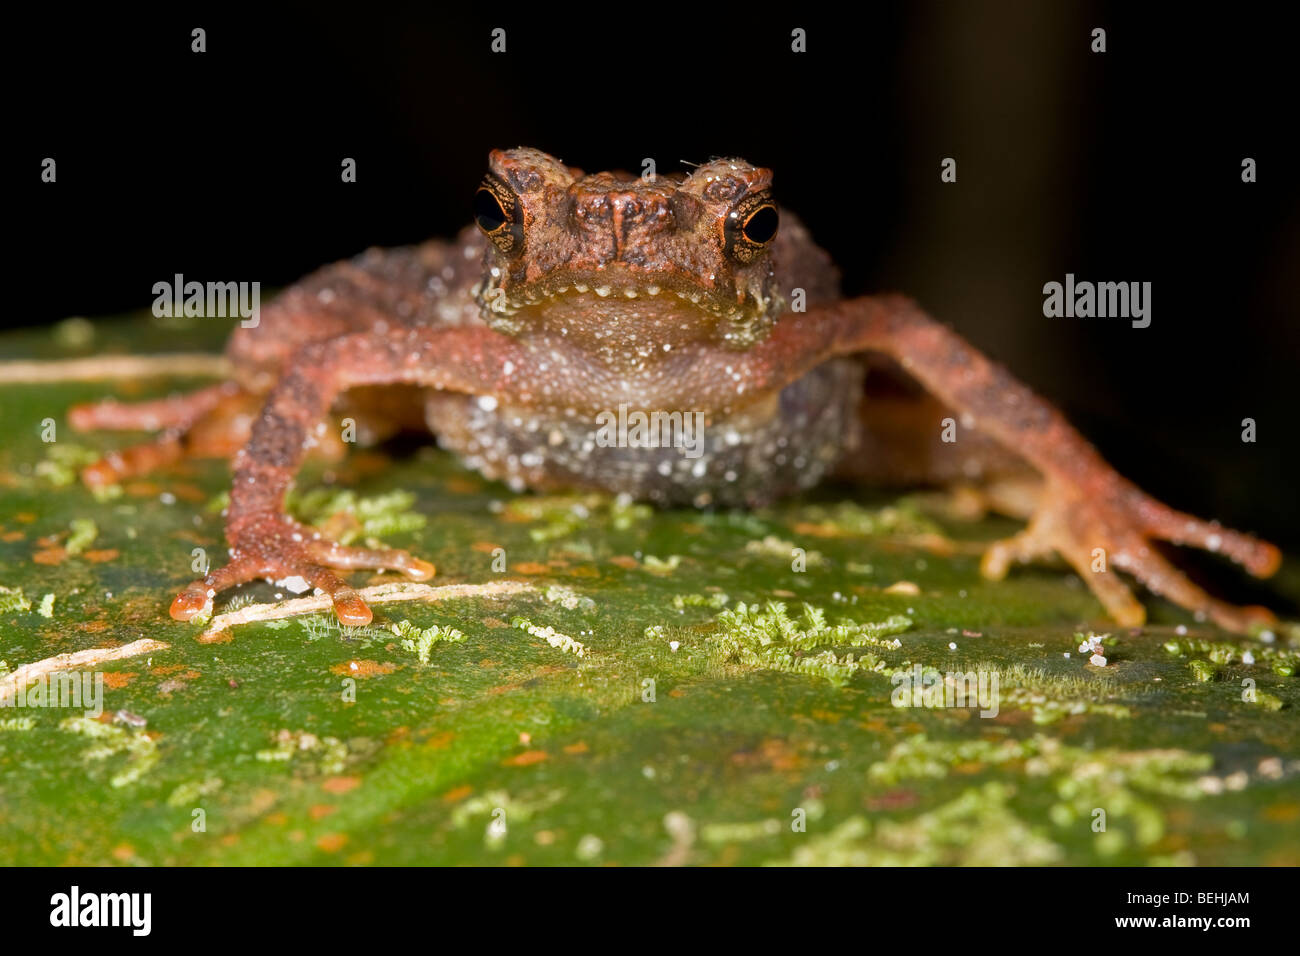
(472, 178, 525, 255)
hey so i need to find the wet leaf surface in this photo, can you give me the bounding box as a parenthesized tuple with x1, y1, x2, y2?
(1, 313, 1298, 865)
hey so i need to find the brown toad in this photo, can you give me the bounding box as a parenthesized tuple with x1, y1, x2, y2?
(68, 147, 1280, 633)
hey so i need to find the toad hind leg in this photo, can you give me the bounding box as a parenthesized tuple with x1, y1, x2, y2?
(169, 325, 526, 624)
(69, 382, 258, 487)
(742, 294, 1281, 633)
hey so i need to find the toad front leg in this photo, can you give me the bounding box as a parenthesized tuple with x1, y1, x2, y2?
(169, 326, 531, 625)
(737, 295, 1281, 633)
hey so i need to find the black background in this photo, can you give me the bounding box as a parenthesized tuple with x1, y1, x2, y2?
(10, 3, 1298, 575)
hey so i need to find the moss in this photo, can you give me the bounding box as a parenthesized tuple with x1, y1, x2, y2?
(973, 661, 1132, 724)
(64, 517, 98, 556)
(866, 732, 1211, 853)
(253, 730, 378, 777)
(290, 488, 426, 544)
(1165, 635, 1299, 670)
(34, 444, 99, 488)
(0, 586, 31, 613)
(59, 715, 159, 789)
(642, 554, 682, 573)
(711, 601, 911, 688)
(392, 619, 467, 665)
(1188, 659, 1217, 683)
(744, 535, 824, 566)
(672, 591, 730, 610)
(783, 500, 944, 538)
(543, 585, 596, 612)
(166, 777, 223, 808)
(512, 617, 588, 657)
(767, 783, 1062, 866)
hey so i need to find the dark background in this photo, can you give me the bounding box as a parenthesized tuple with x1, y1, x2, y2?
(10, 3, 1298, 570)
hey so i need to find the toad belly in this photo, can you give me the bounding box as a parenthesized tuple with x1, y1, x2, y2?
(424, 359, 863, 507)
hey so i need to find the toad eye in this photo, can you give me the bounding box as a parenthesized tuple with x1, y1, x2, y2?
(473, 176, 525, 255)
(725, 193, 779, 264)
(473, 188, 508, 233)
(741, 204, 779, 245)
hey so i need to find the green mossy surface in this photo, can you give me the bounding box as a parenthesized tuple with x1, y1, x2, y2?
(1, 313, 1298, 865)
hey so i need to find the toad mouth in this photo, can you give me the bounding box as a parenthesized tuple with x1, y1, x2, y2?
(474, 272, 780, 327)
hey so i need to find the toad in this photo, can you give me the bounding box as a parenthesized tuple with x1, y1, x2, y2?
(68, 148, 1280, 633)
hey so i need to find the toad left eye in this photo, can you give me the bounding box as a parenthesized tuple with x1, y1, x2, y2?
(725, 193, 779, 264)
(741, 204, 779, 245)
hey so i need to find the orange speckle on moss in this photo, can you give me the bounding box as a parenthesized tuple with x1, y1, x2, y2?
(472, 541, 503, 553)
(322, 775, 361, 794)
(514, 562, 549, 575)
(169, 483, 206, 502)
(309, 804, 338, 820)
(83, 549, 120, 563)
(102, 672, 136, 690)
(442, 785, 474, 803)
(316, 833, 348, 853)
(1263, 802, 1300, 823)
(445, 477, 483, 494)
(330, 660, 397, 678)
(111, 844, 135, 863)
(33, 547, 67, 566)
(609, 555, 639, 570)
(424, 731, 455, 750)
(503, 749, 549, 768)
(792, 521, 840, 538)
(563, 741, 589, 754)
